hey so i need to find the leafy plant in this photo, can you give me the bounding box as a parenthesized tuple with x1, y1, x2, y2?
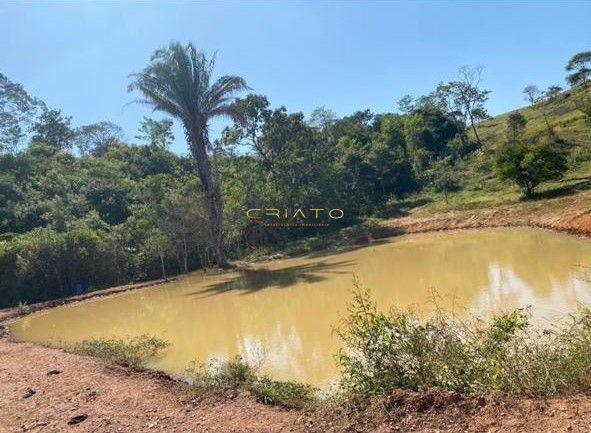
(16, 301, 30, 315)
(251, 378, 316, 409)
(495, 142, 567, 197)
(185, 355, 316, 408)
(71, 335, 169, 369)
(336, 280, 591, 396)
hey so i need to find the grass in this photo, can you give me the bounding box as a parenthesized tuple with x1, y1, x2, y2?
(253, 378, 316, 408)
(70, 335, 169, 369)
(336, 279, 591, 397)
(185, 356, 316, 409)
(475, 86, 591, 148)
(16, 300, 30, 316)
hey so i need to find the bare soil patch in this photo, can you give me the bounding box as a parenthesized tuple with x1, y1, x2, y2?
(383, 189, 591, 238)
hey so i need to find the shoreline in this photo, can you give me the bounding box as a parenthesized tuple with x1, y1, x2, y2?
(3, 189, 590, 326)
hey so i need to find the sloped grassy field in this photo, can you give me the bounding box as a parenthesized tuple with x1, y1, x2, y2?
(411, 86, 591, 213)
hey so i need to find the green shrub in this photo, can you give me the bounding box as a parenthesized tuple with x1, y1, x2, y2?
(568, 146, 591, 165)
(71, 335, 169, 369)
(340, 218, 381, 244)
(495, 141, 568, 197)
(336, 280, 591, 396)
(252, 378, 316, 409)
(185, 356, 316, 408)
(185, 355, 257, 393)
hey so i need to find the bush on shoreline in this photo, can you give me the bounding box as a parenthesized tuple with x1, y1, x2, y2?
(185, 356, 317, 409)
(336, 280, 591, 396)
(71, 335, 169, 369)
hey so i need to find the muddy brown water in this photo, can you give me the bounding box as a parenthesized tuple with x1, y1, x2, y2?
(10, 228, 591, 386)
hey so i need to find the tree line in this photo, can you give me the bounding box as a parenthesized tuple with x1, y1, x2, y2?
(0, 44, 589, 307)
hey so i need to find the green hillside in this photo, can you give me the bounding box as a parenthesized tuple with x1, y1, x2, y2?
(411, 86, 591, 213)
(478, 87, 591, 147)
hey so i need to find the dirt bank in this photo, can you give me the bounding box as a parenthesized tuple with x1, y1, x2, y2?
(0, 338, 303, 433)
(2, 337, 591, 432)
(2, 190, 591, 432)
(383, 189, 591, 238)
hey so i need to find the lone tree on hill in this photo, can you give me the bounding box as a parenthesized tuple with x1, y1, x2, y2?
(129, 42, 250, 267)
(566, 51, 591, 88)
(522, 85, 542, 105)
(495, 142, 567, 198)
(505, 112, 527, 143)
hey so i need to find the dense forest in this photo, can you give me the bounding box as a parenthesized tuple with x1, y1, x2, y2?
(0, 43, 590, 307)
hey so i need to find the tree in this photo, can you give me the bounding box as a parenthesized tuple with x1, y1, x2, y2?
(309, 106, 337, 129)
(397, 95, 415, 113)
(221, 94, 274, 168)
(505, 112, 527, 143)
(136, 117, 174, 148)
(522, 85, 554, 138)
(495, 142, 567, 197)
(544, 85, 563, 102)
(31, 108, 75, 151)
(144, 227, 171, 281)
(0, 73, 44, 152)
(403, 107, 460, 174)
(75, 121, 123, 155)
(368, 113, 416, 200)
(566, 51, 591, 88)
(128, 42, 250, 267)
(427, 157, 460, 204)
(434, 66, 490, 147)
(522, 85, 542, 105)
(573, 91, 591, 123)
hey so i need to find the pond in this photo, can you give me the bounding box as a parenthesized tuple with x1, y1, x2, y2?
(10, 228, 591, 386)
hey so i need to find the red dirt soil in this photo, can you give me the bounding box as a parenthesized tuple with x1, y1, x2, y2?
(384, 189, 591, 238)
(2, 337, 591, 432)
(0, 339, 304, 433)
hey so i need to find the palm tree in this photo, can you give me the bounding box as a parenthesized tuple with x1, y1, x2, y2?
(129, 42, 249, 267)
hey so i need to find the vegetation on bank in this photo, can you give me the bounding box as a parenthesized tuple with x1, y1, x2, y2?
(185, 279, 591, 408)
(336, 281, 591, 396)
(185, 356, 317, 409)
(67, 335, 316, 409)
(0, 47, 590, 307)
(70, 335, 169, 370)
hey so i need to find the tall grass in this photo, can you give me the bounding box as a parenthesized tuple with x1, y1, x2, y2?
(336, 280, 591, 396)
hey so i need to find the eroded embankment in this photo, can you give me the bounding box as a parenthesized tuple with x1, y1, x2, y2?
(383, 189, 591, 238)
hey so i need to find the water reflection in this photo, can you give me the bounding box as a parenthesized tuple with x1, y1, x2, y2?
(193, 259, 356, 297)
(10, 228, 591, 385)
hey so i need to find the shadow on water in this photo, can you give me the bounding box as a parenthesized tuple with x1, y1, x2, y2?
(189, 259, 356, 298)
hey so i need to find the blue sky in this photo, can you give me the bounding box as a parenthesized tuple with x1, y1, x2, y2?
(1, 1, 590, 154)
